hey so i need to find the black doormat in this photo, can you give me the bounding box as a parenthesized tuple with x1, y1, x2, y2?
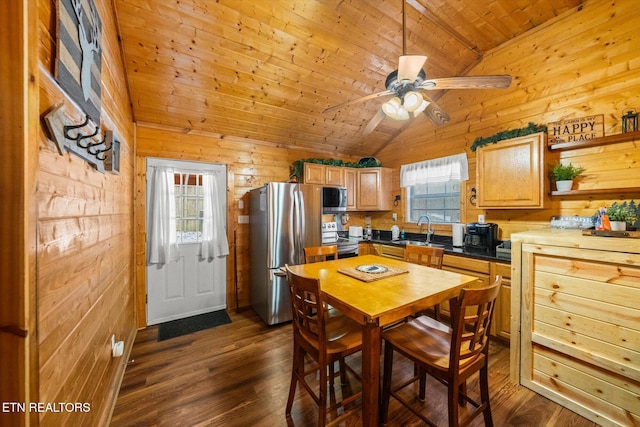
(157, 310, 231, 342)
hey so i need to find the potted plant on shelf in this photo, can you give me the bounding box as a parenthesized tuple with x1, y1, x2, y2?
(606, 201, 638, 231)
(550, 162, 585, 192)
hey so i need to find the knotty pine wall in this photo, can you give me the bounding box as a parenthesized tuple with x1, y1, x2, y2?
(374, 0, 640, 240)
(34, 0, 135, 425)
(134, 124, 360, 324)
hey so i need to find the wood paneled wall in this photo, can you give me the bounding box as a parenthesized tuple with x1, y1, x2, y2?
(1, 2, 39, 426)
(30, 0, 136, 425)
(374, 0, 640, 239)
(134, 124, 360, 324)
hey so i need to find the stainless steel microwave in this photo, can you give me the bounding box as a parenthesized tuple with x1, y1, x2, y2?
(322, 186, 347, 212)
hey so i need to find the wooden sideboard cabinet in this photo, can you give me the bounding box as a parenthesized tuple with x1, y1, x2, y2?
(511, 229, 640, 426)
(476, 132, 546, 209)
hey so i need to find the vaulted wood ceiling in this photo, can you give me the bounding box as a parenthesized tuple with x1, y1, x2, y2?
(114, 0, 584, 157)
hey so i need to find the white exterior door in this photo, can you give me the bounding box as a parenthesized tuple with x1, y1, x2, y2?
(146, 158, 227, 325)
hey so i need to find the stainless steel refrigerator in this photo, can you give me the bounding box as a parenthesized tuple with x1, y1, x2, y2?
(249, 183, 322, 325)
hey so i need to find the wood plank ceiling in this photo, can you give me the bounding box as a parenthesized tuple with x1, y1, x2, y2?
(114, 0, 585, 157)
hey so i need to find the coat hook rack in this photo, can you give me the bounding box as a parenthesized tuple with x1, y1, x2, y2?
(43, 103, 119, 174)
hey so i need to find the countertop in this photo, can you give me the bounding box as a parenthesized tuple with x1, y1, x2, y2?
(511, 227, 640, 253)
(340, 230, 510, 263)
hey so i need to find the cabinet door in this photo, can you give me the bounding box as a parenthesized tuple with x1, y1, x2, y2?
(325, 166, 345, 186)
(304, 163, 326, 184)
(356, 168, 392, 211)
(344, 168, 357, 211)
(441, 255, 490, 318)
(476, 132, 545, 208)
(493, 262, 511, 340)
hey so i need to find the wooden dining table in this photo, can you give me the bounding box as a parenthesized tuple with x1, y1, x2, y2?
(287, 254, 478, 427)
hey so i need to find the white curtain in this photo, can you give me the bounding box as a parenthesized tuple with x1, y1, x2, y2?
(148, 166, 181, 264)
(400, 152, 469, 187)
(200, 172, 229, 260)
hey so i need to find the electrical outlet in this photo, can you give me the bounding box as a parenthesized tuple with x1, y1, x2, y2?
(392, 213, 397, 221)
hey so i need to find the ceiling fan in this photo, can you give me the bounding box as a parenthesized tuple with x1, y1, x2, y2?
(323, 1, 512, 135)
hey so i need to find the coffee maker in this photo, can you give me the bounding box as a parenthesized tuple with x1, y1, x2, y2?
(464, 222, 499, 252)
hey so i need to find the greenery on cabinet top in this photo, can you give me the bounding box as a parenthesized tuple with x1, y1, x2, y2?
(470, 122, 547, 151)
(291, 158, 382, 182)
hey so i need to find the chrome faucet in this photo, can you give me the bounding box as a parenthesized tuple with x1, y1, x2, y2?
(416, 214, 433, 243)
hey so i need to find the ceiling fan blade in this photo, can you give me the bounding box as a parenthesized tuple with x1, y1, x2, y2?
(397, 55, 427, 82)
(422, 97, 451, 126)
(361, 109, 386, 136)
(323, 90, 394, 113)
(419, 75, 512, 90)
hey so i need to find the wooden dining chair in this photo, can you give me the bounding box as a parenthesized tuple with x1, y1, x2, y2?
(404, 244, 444, 320)
(284, 265, 362, 427)
(381, 276, 502, 427)
(304, 244, 338, 263)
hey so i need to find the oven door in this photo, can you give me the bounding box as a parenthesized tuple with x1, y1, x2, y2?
(336, 238, 359, 258)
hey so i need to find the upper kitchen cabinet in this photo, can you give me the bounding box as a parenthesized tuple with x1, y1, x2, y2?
(476, 132, 546, 209)
(344, 168, 357, 211)
(303, 163, 345, 186)
(356, 167, 392, 211)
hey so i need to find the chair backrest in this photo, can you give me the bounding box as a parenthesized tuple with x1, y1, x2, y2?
(304, 245, 338, 264)
(285, 265, 326, 347)
(449, 275, 502, 368)
(404, 244, 444, 269)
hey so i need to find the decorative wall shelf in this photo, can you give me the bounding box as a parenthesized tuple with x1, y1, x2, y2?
(549, 130, 640, 196)
(548, 130, 640, 151)
(551, 187, 640, 196)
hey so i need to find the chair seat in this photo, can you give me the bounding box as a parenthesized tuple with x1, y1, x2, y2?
(325, 312, 362, 353)
(383, 315, 482, 372)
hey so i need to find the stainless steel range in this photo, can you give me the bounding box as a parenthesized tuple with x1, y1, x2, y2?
(322, 221, 359, 257)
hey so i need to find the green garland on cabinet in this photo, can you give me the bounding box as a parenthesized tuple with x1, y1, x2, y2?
(470, 122, 547, 151)
(291, 158, 381, 182)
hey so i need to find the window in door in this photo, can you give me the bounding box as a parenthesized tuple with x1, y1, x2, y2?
(174, 173, 204, 243)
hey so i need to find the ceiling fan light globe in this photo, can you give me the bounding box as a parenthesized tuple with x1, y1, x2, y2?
(396, 106, 410, 120)
(414, 99, 429, 114)
(403, 91, 423, 111)
(382, 97, 402, 116)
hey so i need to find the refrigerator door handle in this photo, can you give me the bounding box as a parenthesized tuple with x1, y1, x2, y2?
(294, 185, 304, 264)
(290, 185, 298, 264)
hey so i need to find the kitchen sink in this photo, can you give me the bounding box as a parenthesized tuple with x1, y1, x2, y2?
(398, 240, 444, 248)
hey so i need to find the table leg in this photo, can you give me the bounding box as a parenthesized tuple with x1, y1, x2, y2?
(361, 321, 382, 427)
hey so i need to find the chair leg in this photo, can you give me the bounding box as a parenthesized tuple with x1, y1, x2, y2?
(381, 341, 394, 425)
(418, 366, 426, 401)
(480, 365, 494, 427)
(458, 381, 466, 406)
(286, 344, 302, 416)
(339, 357, 347, 385)
(328, 360, 335, 388)
(318, 358, 328, 427)
(448, 381, 460, 427)
(433, 304, 441, 321)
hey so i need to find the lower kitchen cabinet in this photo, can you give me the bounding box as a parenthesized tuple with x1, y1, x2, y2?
(511, 229, 640, 426)
(492, 262, 511, 340)
(441, 254, 491, 319)
(370, 243, 404, 260)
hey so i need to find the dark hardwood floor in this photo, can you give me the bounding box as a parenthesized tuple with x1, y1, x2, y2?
(111, 309, 597, 427)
